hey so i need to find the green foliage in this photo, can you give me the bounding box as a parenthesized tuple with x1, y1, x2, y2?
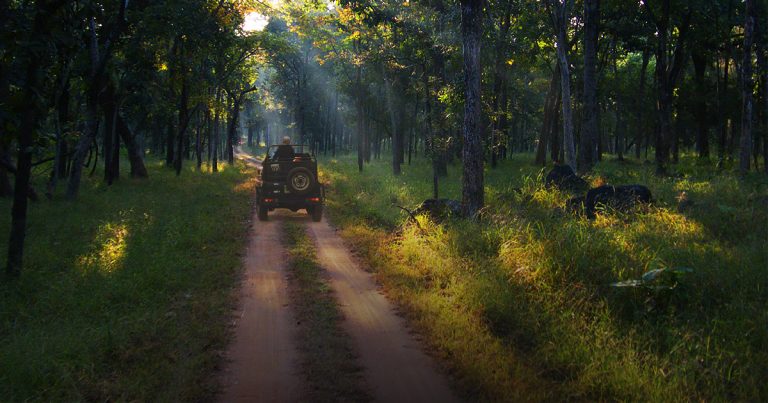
(321, 152, 768, 401)
(0, 160, 256, 401)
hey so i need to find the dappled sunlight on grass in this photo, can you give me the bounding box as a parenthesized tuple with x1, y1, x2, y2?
(78, 222, 129, 274)
(322, 152, 768, 401)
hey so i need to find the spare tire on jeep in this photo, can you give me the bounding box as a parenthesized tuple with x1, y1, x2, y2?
(286, 167, 315, 195)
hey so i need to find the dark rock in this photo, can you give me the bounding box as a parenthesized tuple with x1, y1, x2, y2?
(545, 165, 589, 192)
(413, 199, 464, 221)
(583, 184, 653, 219)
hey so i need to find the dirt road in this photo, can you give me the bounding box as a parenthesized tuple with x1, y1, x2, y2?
(218, 214, 301, 403)
(308, 221, 460, 403)
(220, 149, 459, 402)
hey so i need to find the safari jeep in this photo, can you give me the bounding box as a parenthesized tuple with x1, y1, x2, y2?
(256, 144, 324, 222)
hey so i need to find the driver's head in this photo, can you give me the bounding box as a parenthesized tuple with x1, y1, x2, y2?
(282, 136, 291, 145)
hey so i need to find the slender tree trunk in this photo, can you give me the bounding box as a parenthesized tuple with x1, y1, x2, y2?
(552, 0, 577, 171)
(0, 145, 13, 197)
(102, 84, 119, 184)
(536, 66, 560, 166)
(758, 41, 768, 174)
(490, 2, 512, 169)
(175, 75, 188, 176)
(196, 109, 203, 170)
(635, 49, 650, 159)
(692, 51, 710, 159)
(422, 65, 439, 199)
(580, 0, 599, 171)
(719, 52, 731, 164)
(66, 86, 99, 199)
(227, 93, 247, 164)
(739, 0, 756, 175)
(383, 67, 401, 175)
(165, 114, 175, 167)
(356, 65, 364, 172)
(461, 0, 484, 217)
(213, 89, 221, 172)
(6, 58, 40, 277)
(6, 3, 53, 277)
(116, 114, 148, 178)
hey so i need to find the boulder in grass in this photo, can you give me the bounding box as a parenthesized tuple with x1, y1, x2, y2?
(413, 199, 464, 221)
(583, 184, 653, 219)
(545, 165, 589, 192)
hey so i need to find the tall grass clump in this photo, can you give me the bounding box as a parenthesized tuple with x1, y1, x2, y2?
(320, 153, 768, 401)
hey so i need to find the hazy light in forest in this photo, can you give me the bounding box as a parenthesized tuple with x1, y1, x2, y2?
(243, 12, 269, 32)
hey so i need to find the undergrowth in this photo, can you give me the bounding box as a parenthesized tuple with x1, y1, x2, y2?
(320, 153, 768, 401)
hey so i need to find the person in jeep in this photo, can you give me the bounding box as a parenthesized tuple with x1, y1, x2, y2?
(272, 136, 295, 160)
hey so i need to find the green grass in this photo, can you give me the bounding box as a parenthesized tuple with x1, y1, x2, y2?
(319, 153, 768, 401)
(0, 159, 256, 401)
(283, 222, 370, 402)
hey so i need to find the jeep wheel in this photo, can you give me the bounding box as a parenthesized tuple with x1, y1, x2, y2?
(287, 167, 315, 195)
(310, 205, 323, 222)
(258, 204, 268, 221)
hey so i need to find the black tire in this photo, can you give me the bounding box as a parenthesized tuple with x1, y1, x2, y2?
(286, 167, 315, 196)
(258, 204, 268, 221)
(310, 205, 323, 222)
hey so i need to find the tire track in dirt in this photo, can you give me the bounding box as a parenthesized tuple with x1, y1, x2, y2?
(218, 214, 300, 403)
(219, 151, 300, 402)
(308, 221, 461, 403)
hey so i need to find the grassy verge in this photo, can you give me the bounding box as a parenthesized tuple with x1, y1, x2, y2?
(0, 159, 256, 401)
(320, 153, 768, 401)
(283, 222, 370, 402)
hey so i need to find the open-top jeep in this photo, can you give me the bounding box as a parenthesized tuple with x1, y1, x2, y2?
(256, 144, 324, 222)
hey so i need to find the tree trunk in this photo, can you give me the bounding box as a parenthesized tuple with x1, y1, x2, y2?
(356, 65, 364, 172)
(212, 89, 221, 172)
(460, 0, 484, 218)
(116, 114, 148, 178)
(102, 84, 120, 184)
(536, 66, 560, 166)
(739, 0, 755, 175)
(758, 40, 768, 174)
(579, 0, 599, 171)
(422, 64, 439, 199)
(165, 115, 175, 167)
(0, 145, 13, 197)
(383, 67, 401, 175)
(66, 85, 99, 199)
(175, 74, 189, 176)
(692, 51, 710, 159)
(553, 0, 577, 171)
(490, 2, 512, 169)
(227, 94, 245, 165)
(636, 48, 650, 159)
(6, 5, 50, 277)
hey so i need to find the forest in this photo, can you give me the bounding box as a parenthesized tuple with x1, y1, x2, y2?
(1, 0, 767, 401)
